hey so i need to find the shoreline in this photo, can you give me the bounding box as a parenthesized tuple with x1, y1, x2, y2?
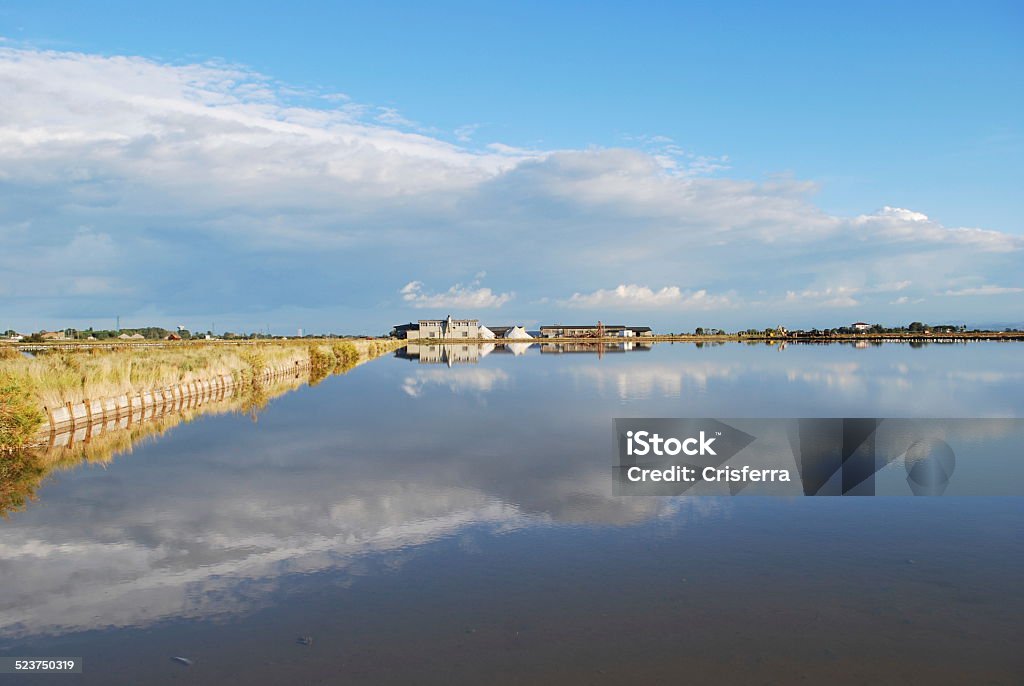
(407, 332, 1024, 345)
(0, 339, 402, 451)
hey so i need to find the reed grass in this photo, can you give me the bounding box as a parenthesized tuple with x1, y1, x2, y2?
(0, 371, 45, 448)
(0, 370, 310, 518)
(0, 340, 396, 409)
(0, 347, 382, 517)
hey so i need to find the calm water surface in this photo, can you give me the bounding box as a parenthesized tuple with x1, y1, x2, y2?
(2, 342, 1022, 684)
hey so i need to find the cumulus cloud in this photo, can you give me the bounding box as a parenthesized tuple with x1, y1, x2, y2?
(563, 284, 732, 310)
(401, 280, 514, 309)
(852, 207, 1019, 252)
(0, 45, 1021, 331)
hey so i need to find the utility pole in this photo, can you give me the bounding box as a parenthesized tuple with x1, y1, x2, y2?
(116, 315, 120, 333)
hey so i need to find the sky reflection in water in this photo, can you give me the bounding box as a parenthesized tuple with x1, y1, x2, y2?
(0, 342, 1021, 684)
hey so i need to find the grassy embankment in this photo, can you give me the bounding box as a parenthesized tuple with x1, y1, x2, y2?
(0, 339, 397, 446)
(0, 339, 398, 517)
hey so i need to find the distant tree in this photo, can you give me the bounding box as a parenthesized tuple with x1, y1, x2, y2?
(908, 321, 926, 332)
(695, 327, 704, 335)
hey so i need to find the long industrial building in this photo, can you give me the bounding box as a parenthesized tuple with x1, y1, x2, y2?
(538, 324, 652, 338)
(393, 316, 653, 340)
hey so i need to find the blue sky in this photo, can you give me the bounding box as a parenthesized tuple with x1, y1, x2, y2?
(1, 1, 1022, 333)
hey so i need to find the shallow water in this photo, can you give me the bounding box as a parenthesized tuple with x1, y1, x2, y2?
(1, 342, 1022, 684)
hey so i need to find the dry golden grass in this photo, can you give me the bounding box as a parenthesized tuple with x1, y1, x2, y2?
(0, 371, 45, 447)
(0, 339, 397, 409)
(0, 371, 311, 518)
(0, 341, 405, 518)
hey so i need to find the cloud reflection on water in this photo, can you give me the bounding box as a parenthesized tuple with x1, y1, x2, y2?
(0, 342, 1019, 638)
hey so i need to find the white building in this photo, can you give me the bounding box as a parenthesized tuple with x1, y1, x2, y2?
(407, 315, 481, 340)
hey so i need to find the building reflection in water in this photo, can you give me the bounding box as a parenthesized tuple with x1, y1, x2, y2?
(396, 343, 488, 365)
(396, 342, 653, 365)
(540, 341, 653, 355)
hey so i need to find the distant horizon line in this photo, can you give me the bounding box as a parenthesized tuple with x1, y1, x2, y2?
(8, 318, 1024, 340)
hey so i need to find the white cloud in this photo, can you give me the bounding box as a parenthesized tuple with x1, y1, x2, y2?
(454, 123, 481, 142)
(870, 280, 912, 293)
(889, 296, 925, 305)
(0, 46, 532, 202)
(853, 207, 1019, 252)
(563, 284, 732, 310)
(400, 280, 514, 309)
(0, 45, 1020, 330)
(375, 106, 420, 130)
(784, 286, 861, 308)
(877, 206, 930, 223)
(943, 285, 1024, 296)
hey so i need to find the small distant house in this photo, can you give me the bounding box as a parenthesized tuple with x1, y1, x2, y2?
(166, 333, 182, 341)
(7, 333, 24, 342)
(39, 330, 66, 341)
(852, 322, 871, 332)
